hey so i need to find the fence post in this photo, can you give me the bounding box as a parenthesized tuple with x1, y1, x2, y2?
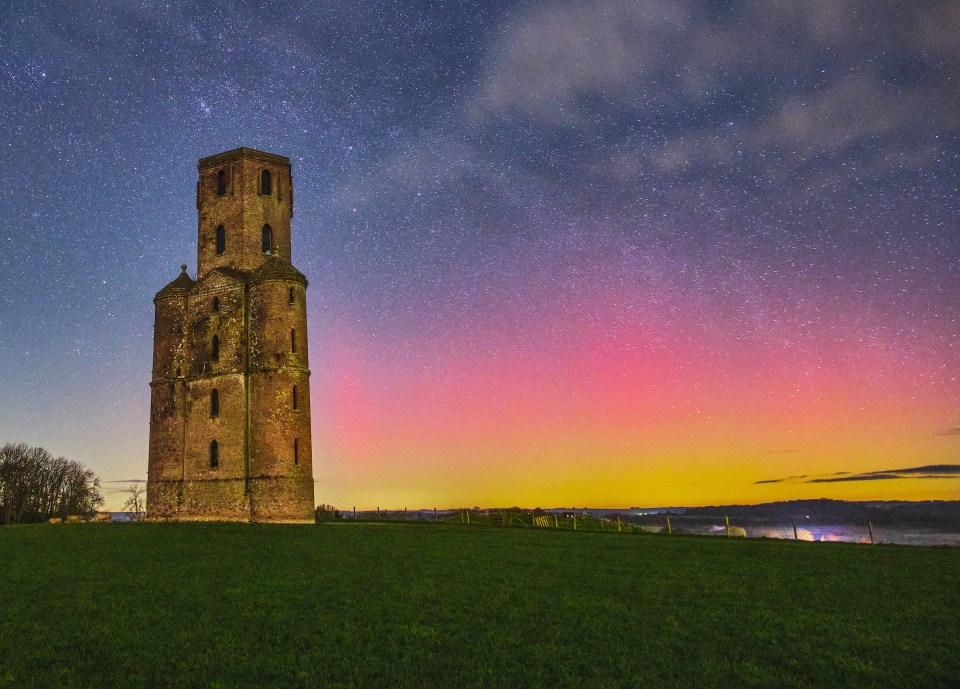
(554, 514, 558, 529)
(667, 516, 672, 534)
(868, 521, 874, 544)
(725, 515, 730, 537)
(377, 506, 380, 521)
(353, 506, 356, 520)
(617, 515, 621, 533)
(573, 514, 577, 531)
(404, 507, 407, 520)
(434, 507, 437, 521)
(466, 509, 470, 525)
(792, 519, 798, 540)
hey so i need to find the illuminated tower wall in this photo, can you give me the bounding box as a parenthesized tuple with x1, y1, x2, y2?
(147, 148, 314, 522)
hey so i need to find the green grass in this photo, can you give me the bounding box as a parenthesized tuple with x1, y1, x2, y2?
(1, 523, 957, 688)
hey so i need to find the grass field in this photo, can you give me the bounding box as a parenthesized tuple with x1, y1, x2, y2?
(1, 523, 957, 688)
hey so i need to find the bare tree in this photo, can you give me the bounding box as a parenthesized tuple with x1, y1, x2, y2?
(123, 484, 145, 519)
(0, 443, 104, 524)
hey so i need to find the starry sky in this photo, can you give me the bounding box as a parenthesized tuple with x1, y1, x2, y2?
(1, 1, 958, 511)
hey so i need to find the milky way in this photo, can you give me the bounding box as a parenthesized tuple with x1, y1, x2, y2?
(1, 1, 958, 509)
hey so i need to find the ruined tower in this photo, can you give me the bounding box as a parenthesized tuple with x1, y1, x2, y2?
(147, 148, 314, 522)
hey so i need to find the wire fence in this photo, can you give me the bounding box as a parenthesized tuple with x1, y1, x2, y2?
(316, 507, 960, 546)
(323, 507, 632, 533)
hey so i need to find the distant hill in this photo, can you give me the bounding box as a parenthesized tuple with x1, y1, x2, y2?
(673, 499, 960, 525)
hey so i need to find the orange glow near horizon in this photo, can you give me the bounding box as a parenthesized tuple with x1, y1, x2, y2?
(310, 275, 960, 510)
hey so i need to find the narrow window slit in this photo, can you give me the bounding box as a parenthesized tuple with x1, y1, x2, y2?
(262, 224, 273, 254)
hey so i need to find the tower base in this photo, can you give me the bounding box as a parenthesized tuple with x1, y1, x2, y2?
(147, 477, 314, 523)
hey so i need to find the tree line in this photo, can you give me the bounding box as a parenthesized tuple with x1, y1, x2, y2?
(0, 443, 104, 525)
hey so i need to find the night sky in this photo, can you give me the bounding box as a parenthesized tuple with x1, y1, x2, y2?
(2, 1, 958, 510)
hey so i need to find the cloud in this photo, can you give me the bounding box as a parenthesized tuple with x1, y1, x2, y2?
(891, 465, 960, 476)
(753, 72, 927, 161)
(807, 473, 904, 483)
(332, 0, 959, 232)
(755, 473, 807, 484)
(757, 464, 960, 485)
(465, 0, 959, 177)
(467, 0, 693, 124)
(938, 427, 960, 436)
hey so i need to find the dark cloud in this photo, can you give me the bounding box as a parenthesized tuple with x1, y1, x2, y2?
(755, 473, 807, 484)
(938, 427, 960, 436)
(808, 473, 903, 483)
(891, 464, 960, 476)
(757, 464, 960, 485)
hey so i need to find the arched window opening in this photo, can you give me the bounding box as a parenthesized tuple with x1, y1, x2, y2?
(288, 287, 295, 305)
(212, 335, 220, 362)
(216, 170, 227, 196)
(261, 224, 273, 254)
(210, 440, 219, 469)
(175, 367, 181, 378)
(292, 384, 298, 410)
(212, 297, 220, 313)
(215, 224, 225, 255)
(211, 389, 219, 417)
(290, 328, 296, 353)
(261, 169, 272, 196)
(294, 437, 299, 466)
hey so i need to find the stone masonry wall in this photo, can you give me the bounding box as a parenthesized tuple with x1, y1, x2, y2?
(147, 293, 187, 517)
(197, 151, 292, 278)
(148, 149, 314, 523)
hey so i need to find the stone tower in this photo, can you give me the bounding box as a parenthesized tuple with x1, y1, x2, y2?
(147, 148, 314, 522)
